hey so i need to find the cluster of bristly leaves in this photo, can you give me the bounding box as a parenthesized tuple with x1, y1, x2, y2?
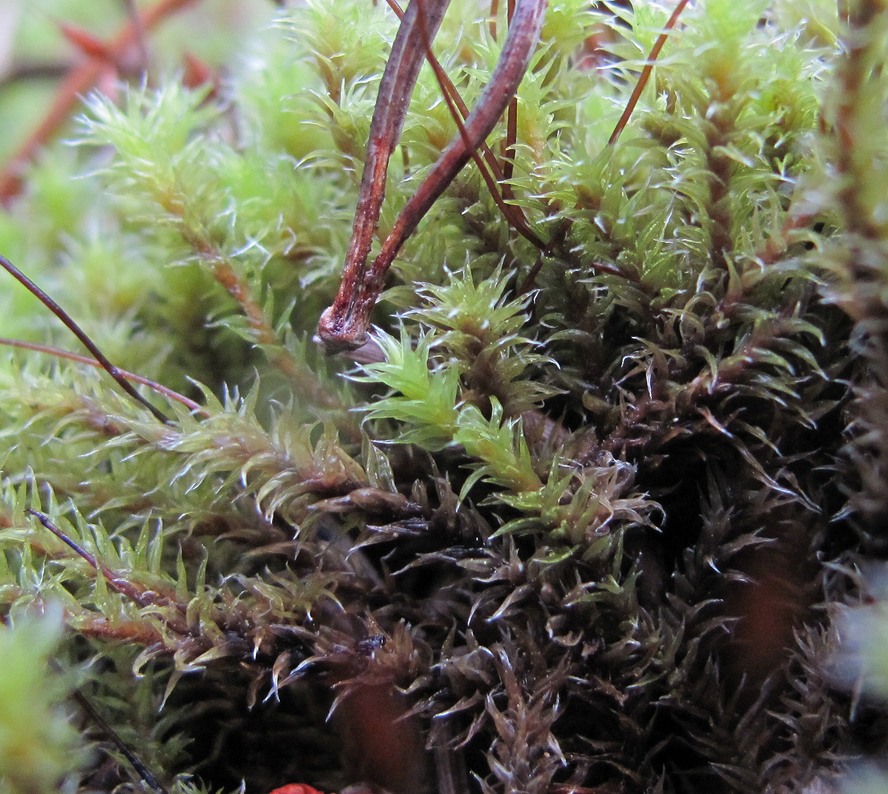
(1, 0, 887, 792)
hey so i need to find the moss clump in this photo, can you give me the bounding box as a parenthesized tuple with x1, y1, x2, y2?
(0, 0, 886, 792)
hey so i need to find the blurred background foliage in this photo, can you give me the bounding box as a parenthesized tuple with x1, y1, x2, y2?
(0, 0, 271, 163)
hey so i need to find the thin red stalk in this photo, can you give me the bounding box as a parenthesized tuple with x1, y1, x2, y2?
(404, 0, 546, 250)
(384, 0, 511, 191)
(0, 0, 200, 205)
(26, 509, 153, 607)
(0, 254, 171, 424)
(608, 0, 690, 146)
(371, 0, 546, 268)
(318, 0, 548, 352)
(501, 0, 518, 188)
(322, 0, 451, 351)
(386, 0, 540, 245)
(489, 0, 500, 39)
(0, 336, 204, 415)
(27, 509, 186, 619)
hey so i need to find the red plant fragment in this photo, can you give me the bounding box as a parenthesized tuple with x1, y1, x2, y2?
(182, 51, 220, 96)
(269, 786, 328, 794)
(58, 23, 115, 62)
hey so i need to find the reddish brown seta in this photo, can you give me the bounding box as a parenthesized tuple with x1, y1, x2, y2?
(317, 0, 549, 353)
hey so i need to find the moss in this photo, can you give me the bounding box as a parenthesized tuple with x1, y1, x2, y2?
(0, 1, 886, 792)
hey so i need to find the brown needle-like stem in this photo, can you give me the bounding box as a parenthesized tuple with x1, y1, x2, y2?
(318, 0, 451, 351)
(384, 0, 545, 253)
(318, 0, 548, 352)
(519, 0, 690, 294)
(501, 0, 519, 188)
(0, 336, 204, 415)
(0, 253, 171, 424)
(608, 0, 690, 146)
(27, 509, 157, 608)
(65, 674, 169, 794)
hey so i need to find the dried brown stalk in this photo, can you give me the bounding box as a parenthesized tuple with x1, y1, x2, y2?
(318, 0, 549, 352)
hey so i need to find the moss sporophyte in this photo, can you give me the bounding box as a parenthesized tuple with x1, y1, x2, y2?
(0, 0, 886, 792)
